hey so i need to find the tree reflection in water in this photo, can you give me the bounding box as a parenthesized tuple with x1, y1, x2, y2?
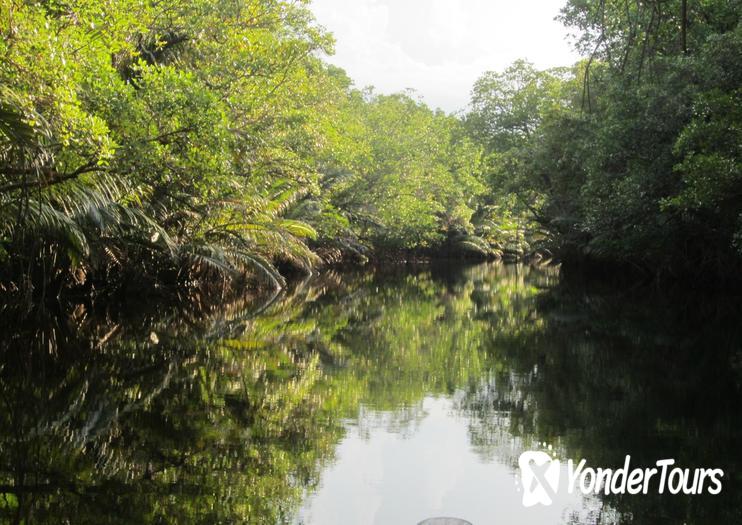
(0, 263, 740, 524)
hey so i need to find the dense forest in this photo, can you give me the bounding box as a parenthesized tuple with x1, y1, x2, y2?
(1, 0, 740, 300)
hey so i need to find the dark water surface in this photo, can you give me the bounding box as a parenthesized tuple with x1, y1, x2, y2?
(1, 263, 741, 524)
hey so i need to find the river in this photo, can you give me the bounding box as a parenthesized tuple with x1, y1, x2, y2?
(0, 263, 740, 524)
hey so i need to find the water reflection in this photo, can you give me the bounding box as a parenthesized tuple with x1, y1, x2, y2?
(295, 396, 599, 525)
(0, 263, 740, 524)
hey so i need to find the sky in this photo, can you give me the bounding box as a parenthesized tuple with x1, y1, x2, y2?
(309, 0, 580, 113)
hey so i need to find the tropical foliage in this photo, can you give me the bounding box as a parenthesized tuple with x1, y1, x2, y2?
(0, 0, 493, 301)
(467, 0, 742, 282)
(1, 0, 740, 298)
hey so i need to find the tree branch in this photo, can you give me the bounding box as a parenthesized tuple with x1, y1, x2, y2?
(0, 162, 106, 194)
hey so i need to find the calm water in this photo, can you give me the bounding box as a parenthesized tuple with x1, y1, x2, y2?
(0, 263, 741, 524)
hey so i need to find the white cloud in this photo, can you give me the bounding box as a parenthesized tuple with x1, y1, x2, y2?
(310, 0, 580, 112)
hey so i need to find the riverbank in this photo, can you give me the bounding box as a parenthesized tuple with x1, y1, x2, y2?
(6, 242, 742, 314)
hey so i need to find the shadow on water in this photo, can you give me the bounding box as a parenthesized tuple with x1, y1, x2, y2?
(0, 263, 740, 524)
